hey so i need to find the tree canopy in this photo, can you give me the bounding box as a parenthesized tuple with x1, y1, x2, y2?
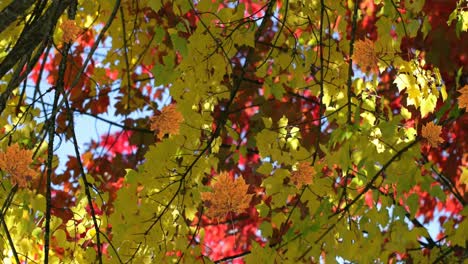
(0, 0, 467, 263)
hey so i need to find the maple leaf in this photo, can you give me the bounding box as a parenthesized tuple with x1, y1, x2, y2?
(457, 85, 468, 111)
(352, 38, 380, 74)
(290, 162, 315, 188)
(149, 104, 184, 139)
(421, 122, 444, 147)
(201, 172, 253, 220)
(60, 19, 81, 43)
(0, 144, 37, 188)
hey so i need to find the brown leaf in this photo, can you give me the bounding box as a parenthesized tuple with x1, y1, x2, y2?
(421, 122, 444, 147)
(201, 171, 252, 220)
(352, 39, 379, 74)
(0, 143, 37, 188)
(457, 85, 468, 111)
(290, 162, 315, 188)
(149, 104, 184, 139)
(60, 19, 81, 43)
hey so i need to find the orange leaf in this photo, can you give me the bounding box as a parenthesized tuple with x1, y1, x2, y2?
(0, 144, 37, 188)
(290, 162, 315, 188)
(149, 104, 184, 139)
(457, 85, 468, 111)
(352, 38, 379, 74)
(421, 122, 444, 147)
(60, 19, 81, 43)
(201, 172, 252, 220)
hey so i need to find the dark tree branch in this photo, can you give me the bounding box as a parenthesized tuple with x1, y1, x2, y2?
(313, 0, 327, 164)
(0, 0, 72, 116)
(0, 0, 37, 34)
(0, 0, 72, 80)
(44, 70, 62, 264)
(119, 6, 133, 110)
(67, 0, 121, 91)
(428, 162, 466, 207)
(99, 231, 123, 264)
(213, 250, 252, 263)
(432, 248, 455, 264)
(32, 44, 53, 117)
(71, 107, 153, 134)
(373, 187, 465, 262)
(330, 139, 419, 218)
(346, 0, 359, 124)
(291, 141, 420, 261)
(275, 1, 326, 251)
(44, 5, 74, 257)
(52, 4, 103, 263)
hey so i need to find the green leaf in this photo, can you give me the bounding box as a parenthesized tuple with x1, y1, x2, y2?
(54, 229, 67, 245)
(148, 0, 162, 12)
(171, 34, 188, 57)
(154, 26, 165, 43)
(152, 63, 174, 85)
(407, 19, 420, 38)
(407, 194, 419, 215)
(259, 221, 273, 238)
(262, 117, 272, 128)
(257, 162, 273, 175)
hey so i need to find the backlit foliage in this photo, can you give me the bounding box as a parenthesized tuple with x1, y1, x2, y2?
(0, 144, 36, 188)
(201, 171, 253, 219)
(0, 0, 466, 263)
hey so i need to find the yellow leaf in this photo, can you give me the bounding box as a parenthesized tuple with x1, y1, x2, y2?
(420, 93, 437, 117)
(394, 73, 416, 92)
(394, 73, 421, 107)
(459, 167, 468, 192)
(400, 106, 412, 119)
(262, 117, 272, 128)
(54, 229, 67, 245)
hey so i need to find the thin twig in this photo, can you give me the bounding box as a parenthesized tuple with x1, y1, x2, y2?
(346, 0, 359, 124)
(330, 139, 419, 218)
(60, 58, 104, 264)
(0, 184, 20, 264)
